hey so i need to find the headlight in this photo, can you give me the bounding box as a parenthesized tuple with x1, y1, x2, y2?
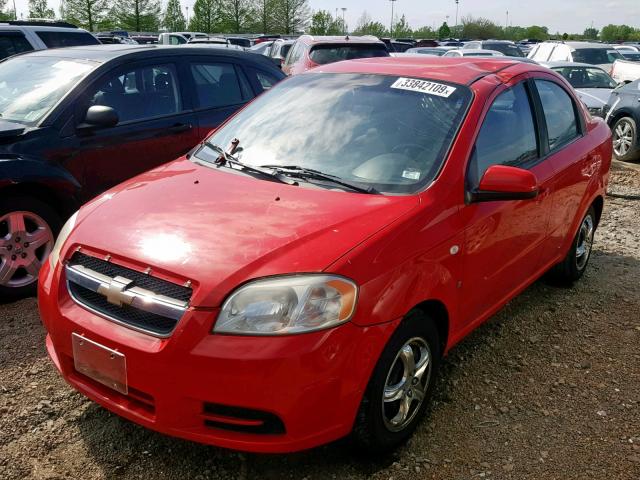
(48, 211, 78, 268)
(214, 275, 358, 335)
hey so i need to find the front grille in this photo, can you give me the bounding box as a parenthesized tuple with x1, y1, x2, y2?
(71, 252, 192, 302)
(202, 403, 286, 435)
(66, 252, 192, 337)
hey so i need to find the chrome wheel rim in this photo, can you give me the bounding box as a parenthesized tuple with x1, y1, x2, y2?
(613, 120, 634, 157)
(0, 211, 54, 288)
(382, 337, 431, 432)
(575, 214, 594, 271)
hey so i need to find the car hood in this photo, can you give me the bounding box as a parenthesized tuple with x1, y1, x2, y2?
(575, 88, 613, 108)
(71, 158, 419, 307)
(0, 119, 26, 138)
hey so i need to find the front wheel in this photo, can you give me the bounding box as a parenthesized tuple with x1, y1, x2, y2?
(351, 311, 441, 453)
(0, 196, 60, 299)
(612, 117, 640, 162)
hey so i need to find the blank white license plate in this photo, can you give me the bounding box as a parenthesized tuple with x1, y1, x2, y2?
(72, 333, 127, 395)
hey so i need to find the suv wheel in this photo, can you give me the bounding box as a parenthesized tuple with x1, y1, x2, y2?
(352, 311, 441, 453)
(612, 117, 640, 161)
(0, 196, 60, 299)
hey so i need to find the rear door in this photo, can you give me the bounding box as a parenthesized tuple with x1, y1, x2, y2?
(64, 58, 199, 199)
(184, 58, 255, 138)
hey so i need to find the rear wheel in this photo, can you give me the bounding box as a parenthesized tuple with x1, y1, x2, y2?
(548, 207, 596, 284)
(612, 117, 640, 162)
(0, 196, 60, 299)
(352, 311, 441, 453)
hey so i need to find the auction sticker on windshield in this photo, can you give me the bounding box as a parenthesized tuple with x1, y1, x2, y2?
(391, 78, 457, 98)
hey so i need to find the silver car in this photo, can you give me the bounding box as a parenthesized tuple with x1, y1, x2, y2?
(543, 61, 618, 118)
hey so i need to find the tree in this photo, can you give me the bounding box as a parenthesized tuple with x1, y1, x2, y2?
(461, 15, 503, 40)
(601, 24, 637, 42)
(189, 0, 218, 33)
(353, 12, 387, 37)
(64, 0, 111, 31)
(162, 0, 186, 32)
(524, 25, 549, 41)
(114, 0, 161, 32)
(413, 25, 436, 39)
(272, 0, 310, 35)
(393, 14, 411, 38)
(583, 27, 599, 40)
(309, 10, 342, 35)
(438, 22, 450, 39)
(220, 0, 254, 33)
(29, 0, 55, 18)
(251, 0, 275, 34)
(0, 0, 15, 20)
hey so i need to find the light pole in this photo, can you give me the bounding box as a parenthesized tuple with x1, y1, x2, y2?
(341, 8, 347, 35)
(13, 0, 16, 20)
(389, 0, 397, 38)
(455, 0, 459, 33)
(186, 6, 190, 26)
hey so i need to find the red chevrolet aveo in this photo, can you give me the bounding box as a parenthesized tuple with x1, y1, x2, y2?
(39, 58, 611, 453)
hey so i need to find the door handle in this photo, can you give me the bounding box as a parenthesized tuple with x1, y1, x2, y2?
(168, 123, 192, 134)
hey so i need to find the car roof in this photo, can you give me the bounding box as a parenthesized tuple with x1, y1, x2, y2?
(312, 56, 542, 85)
(300, 35, 385, 45)
(21, 44, 263, 62)
(0, 25, 87, 32)
(563, 42, 614, 49)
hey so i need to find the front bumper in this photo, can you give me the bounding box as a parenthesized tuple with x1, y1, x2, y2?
(39, 260, 399, 453)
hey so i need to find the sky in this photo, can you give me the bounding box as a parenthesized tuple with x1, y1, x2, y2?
(8, 0, 640, 35)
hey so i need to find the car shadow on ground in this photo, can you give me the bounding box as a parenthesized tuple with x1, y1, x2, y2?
(70, 248, 640, 479)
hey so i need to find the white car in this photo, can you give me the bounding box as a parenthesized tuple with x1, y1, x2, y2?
(444, 49, 505, 57)
(614, 45, 639, 53)
(610, 59, 640, 84)
(528, 41, 624, 70)
(0, 20, 99, 60)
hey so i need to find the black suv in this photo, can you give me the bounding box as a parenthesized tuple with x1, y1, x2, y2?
(0, 45, 284, 297)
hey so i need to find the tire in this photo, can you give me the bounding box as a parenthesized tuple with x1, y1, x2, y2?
(0, 196, 61, 300)
(612, 116, 640, 162)
(548, 206, 596, 284)
(351, 311, 441, 453)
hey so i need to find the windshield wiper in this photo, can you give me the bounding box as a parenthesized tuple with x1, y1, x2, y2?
(201, 142, 297, 185)
(260, 165, 378, 194)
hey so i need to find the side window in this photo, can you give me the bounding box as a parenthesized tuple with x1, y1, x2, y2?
(468, 82, 538, 189)
(246, 67, 280, 91)
(36, 31, 98, 48)
(190, 62, 250, 109)
(534, 80, 580, 150)
(0, 33, 34, 60)
(89, 64, 181, 123)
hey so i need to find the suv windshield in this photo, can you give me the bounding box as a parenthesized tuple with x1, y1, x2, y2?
(195, 73, 471, 194)
(484, 43, 524, 57)
(552, 66, 617, 89)
(0, 56, 97, 125)
(572, 48, 623, 64)
(309, 44, 390, 64)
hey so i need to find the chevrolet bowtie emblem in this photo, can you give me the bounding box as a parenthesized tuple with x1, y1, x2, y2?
(96, 275, 135, 307)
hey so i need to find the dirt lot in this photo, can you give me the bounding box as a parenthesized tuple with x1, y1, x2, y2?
(1, 161, 639, 480)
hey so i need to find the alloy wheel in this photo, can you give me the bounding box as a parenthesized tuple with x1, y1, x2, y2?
(613, 119, 634, 157)
(0, 211, 54, 288)
(575, 214, 594, 271)
(382, 337, 432, 432)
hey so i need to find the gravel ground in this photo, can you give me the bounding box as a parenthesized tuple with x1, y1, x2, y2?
(1, 161, 639, 480)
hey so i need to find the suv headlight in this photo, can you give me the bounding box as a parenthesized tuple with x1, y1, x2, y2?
(214, 275, 358, 335)
(48, 211, 78, 268)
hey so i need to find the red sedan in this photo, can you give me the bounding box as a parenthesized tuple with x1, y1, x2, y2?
(39, 57, 611, 453)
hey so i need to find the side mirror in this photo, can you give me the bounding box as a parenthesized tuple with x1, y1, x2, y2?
(80, 105, 119, 129)
(469, 165, 539, 203)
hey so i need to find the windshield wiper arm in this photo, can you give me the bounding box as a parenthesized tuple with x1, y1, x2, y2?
(201, 142, 297, 186)
(260, 165, 377, 194)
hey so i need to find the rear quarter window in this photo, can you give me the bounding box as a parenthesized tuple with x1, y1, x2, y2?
(36, 31, 100, 48)
(0, 32, 33, 60)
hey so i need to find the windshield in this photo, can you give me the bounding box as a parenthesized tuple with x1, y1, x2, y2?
(0, 56, 97, 125)
(309, 45, 389, 65)
(195, 73, 471, 194)
(572, 48, 623, 64)
(553, 66, 617, 89)
(622, 52, 640, 62)
(484, 43, 524, 57)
